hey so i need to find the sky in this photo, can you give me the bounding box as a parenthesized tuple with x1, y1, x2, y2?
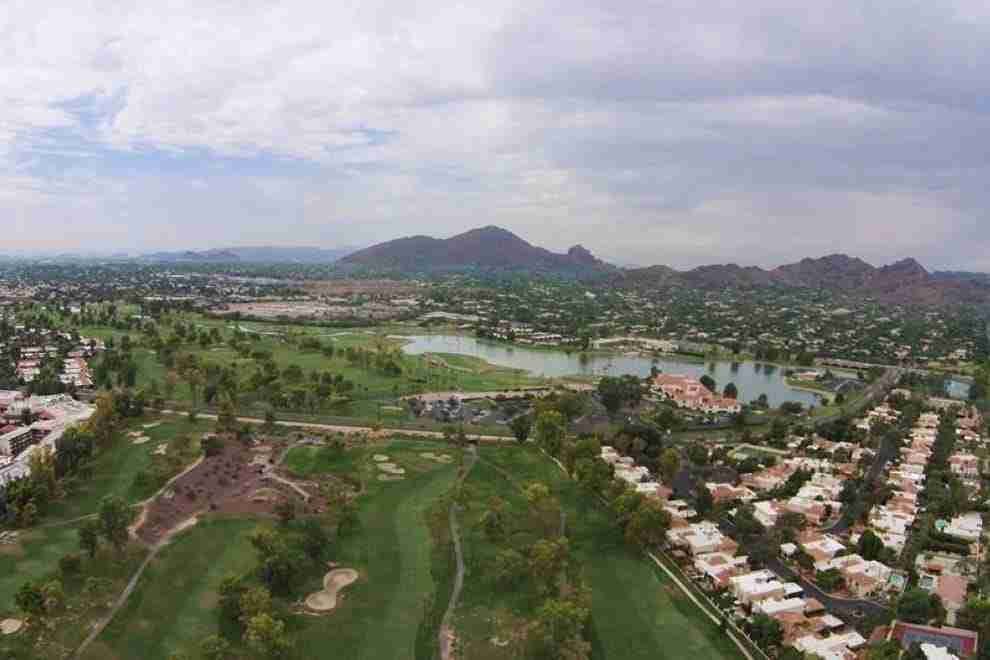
(2, 1, 990, 270)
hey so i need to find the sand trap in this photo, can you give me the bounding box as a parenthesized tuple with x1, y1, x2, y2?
(152, 444, 167, 455)
(372, 454, 390, 462)
(142, 422, 162, 429)
(305, 569, 359, 612)
(127, 431, 143, 438)
(378, 474, 405, 482)
(0, 619, 23, 635)
(376, 463, 406, 475)
(132, 436, 151, 445)
(420, 452, 454, 463)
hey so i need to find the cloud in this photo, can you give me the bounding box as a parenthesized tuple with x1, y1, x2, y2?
(1, 0, 989, 269)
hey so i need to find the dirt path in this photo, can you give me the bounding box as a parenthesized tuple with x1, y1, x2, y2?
(439, 445, 478, 660)
(71, 542, 163, 659)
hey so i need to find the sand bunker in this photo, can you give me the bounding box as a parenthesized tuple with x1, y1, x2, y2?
(142, 422, 162, 430)
(420, 452, 454, 464)
(152, 444, 167, 455)
(372, 454, 390, 462)
(305, 568, 359, 612)
(132, 435, 151, 445)
(378, 474, 405, 482)
(0, 619, 23, 635)
(376, 463, 406, 475)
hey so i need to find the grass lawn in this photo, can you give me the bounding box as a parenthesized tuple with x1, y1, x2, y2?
(293, 439, 460, 660)
(45, 416, 209, 523)
(0, 523, 83, 611)
(283, 444, 364, 478)
(81, 315, 544, 414)
(91, 438, 462, 660)
(87, 517, 260, 660)
(466, 445, 743, 660)
(0, 416, 207, 617)
(0, 541, 149, 659)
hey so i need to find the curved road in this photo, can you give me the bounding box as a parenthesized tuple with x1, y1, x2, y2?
(439, 445, 478, 660)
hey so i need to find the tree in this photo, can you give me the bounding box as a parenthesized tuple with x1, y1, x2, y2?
(534, 593, 591, 650)
(857, 529, 885, 561)
(658, 448, 681, 485)
(85, 392, 118, 448)
(216, 397, 238, 435)
(15, 581, 45, 620)
(509, 415, 533, 444)
(493, 548, 528, 586)
(199, 634, 232, 660)
(597, 375, 642, 415)
(529, 538, 570, 595)
(534, 410, 566, 457)
(98, 495, 131, 553)
(299, 518, 330, 562)
(481, 496, 508, 541)
(244, 613, 292, 658)
(897, 588, 944, 624)
(699, 375, 717, 393)
(218, 574, 247, 623)
(40, 579, 65, 615)
(625, 499, 671, 549)
(695, 482, 714, 518)
(79, 519, 100, 558)
(719, 381, 737, 399)
(263, 408, 277, 433)
(866, 640, 902, 660)
(239, 586, 273, 623)
(686, 443, 708, 465)
(747, 613, 783, 648)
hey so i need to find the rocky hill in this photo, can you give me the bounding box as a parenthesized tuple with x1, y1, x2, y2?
(620, 254, 990, 305)
(338, 226, 613, 276)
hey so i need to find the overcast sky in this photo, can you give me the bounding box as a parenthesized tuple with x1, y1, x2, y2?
(2, 1, 989, 269)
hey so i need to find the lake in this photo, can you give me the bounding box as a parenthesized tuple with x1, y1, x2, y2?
(400, 334, 825, 408)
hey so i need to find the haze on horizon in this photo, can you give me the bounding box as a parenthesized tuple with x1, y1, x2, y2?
(2, 1, 990, 271)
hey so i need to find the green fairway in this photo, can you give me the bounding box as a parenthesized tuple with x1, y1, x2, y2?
(283, 443, 364, 477)
(45, 416, 208, 523)
(87, 517, 260, 660)
(0, 523, 83, 610)
(90, 438, 461, 660)
(463, 446, 742, 660)
(294, 440, 459, 660)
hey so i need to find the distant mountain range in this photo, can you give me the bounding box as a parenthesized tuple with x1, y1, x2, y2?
(339, 226, 990, 305)
(140, 246, 355, 264)
(338, 226, 612, 277)
(618, 254, 990, 306)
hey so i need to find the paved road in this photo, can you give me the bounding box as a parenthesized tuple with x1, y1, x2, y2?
(160, 409, 514, 443)
(824, 427, 900, 535)
(761, 553, 889, 621)
(718, 517, 890, 622)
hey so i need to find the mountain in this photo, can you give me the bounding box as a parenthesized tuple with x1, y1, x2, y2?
(619, 254, 990, 305)
(338, 226, 613, 276)
(771, 254, 876, 290)
(140, 246, 354, 263)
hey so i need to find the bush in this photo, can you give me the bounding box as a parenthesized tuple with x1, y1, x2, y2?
(59, 553, 82, 576)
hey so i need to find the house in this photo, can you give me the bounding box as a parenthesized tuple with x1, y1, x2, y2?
(943, 512, 983, 544)
(949, 453, 980, 479)
(652, 374, 742, 414)
(666, 521, 737, 556)
(793, 631, 866, 660)
(728, 570, 793, 606)
(888, 622, 979, 658)
(706, 482, 756, 503)
(693, 552, 750, 587)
